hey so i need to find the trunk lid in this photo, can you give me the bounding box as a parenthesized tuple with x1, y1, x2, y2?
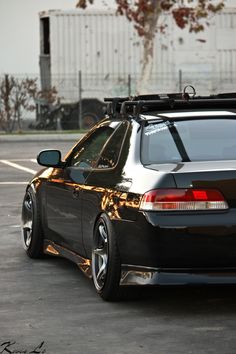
(147, 160, 236, 208)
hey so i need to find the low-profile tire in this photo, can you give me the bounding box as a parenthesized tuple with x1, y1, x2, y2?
(21, 187, 44, 258)
(92, 213, 121, 301)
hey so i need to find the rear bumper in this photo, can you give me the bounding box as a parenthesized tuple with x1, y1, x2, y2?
(120, 265, 236, 286)
(113, 209, 236, 269)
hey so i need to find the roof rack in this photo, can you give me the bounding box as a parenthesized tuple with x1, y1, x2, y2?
(104, 97, 130, 118)
(104, 88, 236, 121)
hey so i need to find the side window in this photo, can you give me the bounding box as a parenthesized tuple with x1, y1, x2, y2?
(97, 121, 128, 169)
(68, 125, 117, 169)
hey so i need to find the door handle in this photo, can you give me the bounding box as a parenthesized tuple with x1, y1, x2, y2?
(72, 186, 80, 199)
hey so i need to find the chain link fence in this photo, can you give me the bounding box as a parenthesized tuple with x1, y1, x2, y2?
(1, 71, 236, 130)
(45, 71, 236, 103)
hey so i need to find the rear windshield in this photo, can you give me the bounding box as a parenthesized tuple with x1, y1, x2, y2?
(141, 118, 236, 164)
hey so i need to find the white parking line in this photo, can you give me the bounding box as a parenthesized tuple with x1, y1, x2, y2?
(1, 159, 35, 162)
(0, 160, 37, 175)
(0, 182, 28, 185)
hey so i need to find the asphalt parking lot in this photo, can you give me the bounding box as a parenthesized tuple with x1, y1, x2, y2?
(1, 138, 236, 354)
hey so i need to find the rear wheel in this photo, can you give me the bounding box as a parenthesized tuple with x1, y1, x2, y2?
(92, 214, 121, 301)
(21, 187, 44, 258)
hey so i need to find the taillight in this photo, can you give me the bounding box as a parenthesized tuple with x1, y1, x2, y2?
(140, 189, 228, 211)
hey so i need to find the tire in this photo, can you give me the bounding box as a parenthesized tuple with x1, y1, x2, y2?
(92, 213, 121, 301)
(82, 112, 98, 129)
(21, 187, 44, 258)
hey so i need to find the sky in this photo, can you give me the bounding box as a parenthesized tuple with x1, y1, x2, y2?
(0, 0, 115, 75)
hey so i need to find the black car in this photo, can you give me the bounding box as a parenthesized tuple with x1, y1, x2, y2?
(21, 91, 236, 301)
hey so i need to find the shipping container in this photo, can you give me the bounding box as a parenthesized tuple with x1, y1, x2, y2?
(38, 8, 236, 128)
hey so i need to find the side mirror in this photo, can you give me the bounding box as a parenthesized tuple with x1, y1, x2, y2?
(37, 150, 63, 167)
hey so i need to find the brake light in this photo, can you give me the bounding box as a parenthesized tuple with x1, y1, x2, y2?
(140, 189, 228, 211)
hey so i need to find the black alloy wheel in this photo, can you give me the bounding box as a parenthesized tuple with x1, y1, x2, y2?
(21, 187, 44, 258)
(92, 213, 121, 301)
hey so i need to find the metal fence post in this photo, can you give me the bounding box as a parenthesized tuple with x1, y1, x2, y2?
(179, 69, 182, 92)
(128, 74, 131, 96)
(78, 70, 83, 129)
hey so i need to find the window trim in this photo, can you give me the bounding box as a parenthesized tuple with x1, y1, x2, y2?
(64, 120, 129, 171)
(64, 120, 115, 167)
(94, 120, 129, 171)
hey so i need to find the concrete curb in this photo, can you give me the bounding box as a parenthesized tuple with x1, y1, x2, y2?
(0, 133, 84, 142)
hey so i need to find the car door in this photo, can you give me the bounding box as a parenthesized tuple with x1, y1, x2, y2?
(45, 121, 120, 255)
(80, 120, 131, 257)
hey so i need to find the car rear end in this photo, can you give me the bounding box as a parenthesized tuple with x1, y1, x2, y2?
(119, 111, 236, 285)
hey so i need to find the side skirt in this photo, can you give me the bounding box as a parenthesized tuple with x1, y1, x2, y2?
(44, 239, 92, 278)
(44, 242, 236, 286)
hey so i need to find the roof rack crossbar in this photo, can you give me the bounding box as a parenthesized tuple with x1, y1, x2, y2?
(104, 97, 130, 118)
(120, 101, 139, 116)
(120, 99, 175, 118)
(104, 93, 236, 120)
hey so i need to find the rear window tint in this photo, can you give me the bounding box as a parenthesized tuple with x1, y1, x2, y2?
(141, 118, 236, 164)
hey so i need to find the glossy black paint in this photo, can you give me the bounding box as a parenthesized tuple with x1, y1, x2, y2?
(26, 115, 236, 280)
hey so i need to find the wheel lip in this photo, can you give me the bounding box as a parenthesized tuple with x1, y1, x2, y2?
(21, 192, 34, 251)
(92, 220, 109, 292)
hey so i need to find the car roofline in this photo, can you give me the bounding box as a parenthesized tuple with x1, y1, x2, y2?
(142, 110, 236, 121)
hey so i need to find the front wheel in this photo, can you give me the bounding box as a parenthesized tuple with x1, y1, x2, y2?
(21, 187, 44, 258)
(92, 214, 121, 301)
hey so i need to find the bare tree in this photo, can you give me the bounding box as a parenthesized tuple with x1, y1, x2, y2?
(0, 75, 15, 132)
(0, 75, 37, 132)
(77, 0, 224, 93)
(36, 86, 59, 105)
(11, 78, 38, 131)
